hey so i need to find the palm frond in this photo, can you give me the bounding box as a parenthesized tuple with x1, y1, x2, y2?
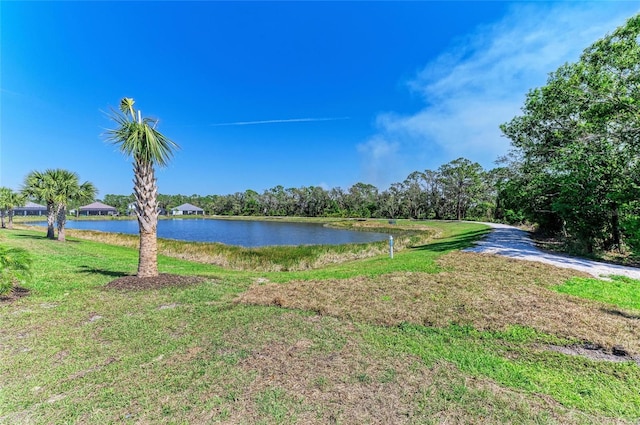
(120, 97, 135, 117)
(104, 99, 179, 168)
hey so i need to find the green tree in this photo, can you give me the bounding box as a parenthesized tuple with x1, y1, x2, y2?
(23, 170, 58, 239)
(501, 14, 640, 252)
(401, 171, 428, 219)
(242, 189, 261, 216)
(0, 188, 26, 230)
(23, 169, 96, 241)
(346, 182, 379, 218)
(105, 97, 179, 278)
(0, 188, 8, 229)
(261, 185, 287, 216)
(422, 170, 444, 219)
(308, 186, 331, 217)
(438, 158, 484, 220)
(50, 169, 97, 242)
(380, 183, 403, 219)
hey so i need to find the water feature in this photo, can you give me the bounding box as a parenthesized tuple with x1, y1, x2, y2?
(41, 218, 389, 247)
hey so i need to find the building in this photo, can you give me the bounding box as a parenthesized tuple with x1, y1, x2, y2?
(78, 201, 118, 216)
(128, 202, 167, 216)
(13, 202, 47, 216)
(171, 203, 205, 215)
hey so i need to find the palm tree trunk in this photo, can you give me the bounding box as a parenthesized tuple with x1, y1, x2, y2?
(134, 159, 159, 278)
(56, 204, 66, 242)
(46, 201, 56, 239)
(1, 210, 5, 229)
(138, 228, 158, 277)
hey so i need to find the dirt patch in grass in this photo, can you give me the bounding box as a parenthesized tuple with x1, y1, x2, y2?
(223, 314, 590, 424)
(233, 337, 428, 424)
(545, 344, 640, 365)
(0, 286, 30, 302)
(104, 274, 207, 291)
(237, 251, 640, 355)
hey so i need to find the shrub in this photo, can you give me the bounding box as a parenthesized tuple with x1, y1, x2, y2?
(502, 209, 526, 225)
(621, 216, 640, 255)
(0, 245, 32, 296)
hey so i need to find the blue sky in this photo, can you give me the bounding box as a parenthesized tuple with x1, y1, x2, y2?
(1, 1, 639, 198)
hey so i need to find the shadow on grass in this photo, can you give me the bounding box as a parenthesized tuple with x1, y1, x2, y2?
(13, 232, 81, 243)
(602, 308, 640, 320)
(412, 229, 491, 253)
(12, 232, 49, 240)
(78, 266, 131, 278)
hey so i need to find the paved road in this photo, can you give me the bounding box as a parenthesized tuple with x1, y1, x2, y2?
(463, 223, 640, 279)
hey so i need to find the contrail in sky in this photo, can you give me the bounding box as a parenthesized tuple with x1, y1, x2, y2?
(210, 117, 350, 126)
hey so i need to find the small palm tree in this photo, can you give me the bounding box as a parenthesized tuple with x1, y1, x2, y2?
(50, 169, 97, 242)
(23, 169, 96, 241)
(0, 187, 10, 229)
(0, 187, 26, 229)
(23, 170, 58, 239)
(105, 98, 179, 278)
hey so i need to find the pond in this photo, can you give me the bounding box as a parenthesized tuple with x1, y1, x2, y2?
(46, 219, 390, 247)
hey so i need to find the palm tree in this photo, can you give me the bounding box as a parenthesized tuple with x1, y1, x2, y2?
(105, 98, 179, 278)
(0, 187, 10, 229)
(23, 170, 57, 238)
(50, 169, 97, 242)
(0, 187, 26, 229)
(23, 169, 96, 240)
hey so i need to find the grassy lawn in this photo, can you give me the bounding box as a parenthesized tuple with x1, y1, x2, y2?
(554, 275, 640, 313)
(1, 220, 639, 424)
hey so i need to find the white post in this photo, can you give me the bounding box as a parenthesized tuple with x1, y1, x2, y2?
(389, 235, 394, 259)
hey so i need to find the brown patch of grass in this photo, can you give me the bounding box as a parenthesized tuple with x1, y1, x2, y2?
(217, 314, 592, 424)
(237, 252, 640, 355)
(65, 228, 141, 249)
(104, 274, 207, 291)
(231, 337, 427, 423)
(158, 243, 233, 268)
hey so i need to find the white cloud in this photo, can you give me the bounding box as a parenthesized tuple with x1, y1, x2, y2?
(361, 2, 640, 186)
(211, 117, 349, 126)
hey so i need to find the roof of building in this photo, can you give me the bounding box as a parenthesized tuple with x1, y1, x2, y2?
(172, 203, 204, 211)
(15, 201, 47, 210)
(79, 201, 117, 211)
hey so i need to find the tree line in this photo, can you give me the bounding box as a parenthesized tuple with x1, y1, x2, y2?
(102, 157, 503, 222)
